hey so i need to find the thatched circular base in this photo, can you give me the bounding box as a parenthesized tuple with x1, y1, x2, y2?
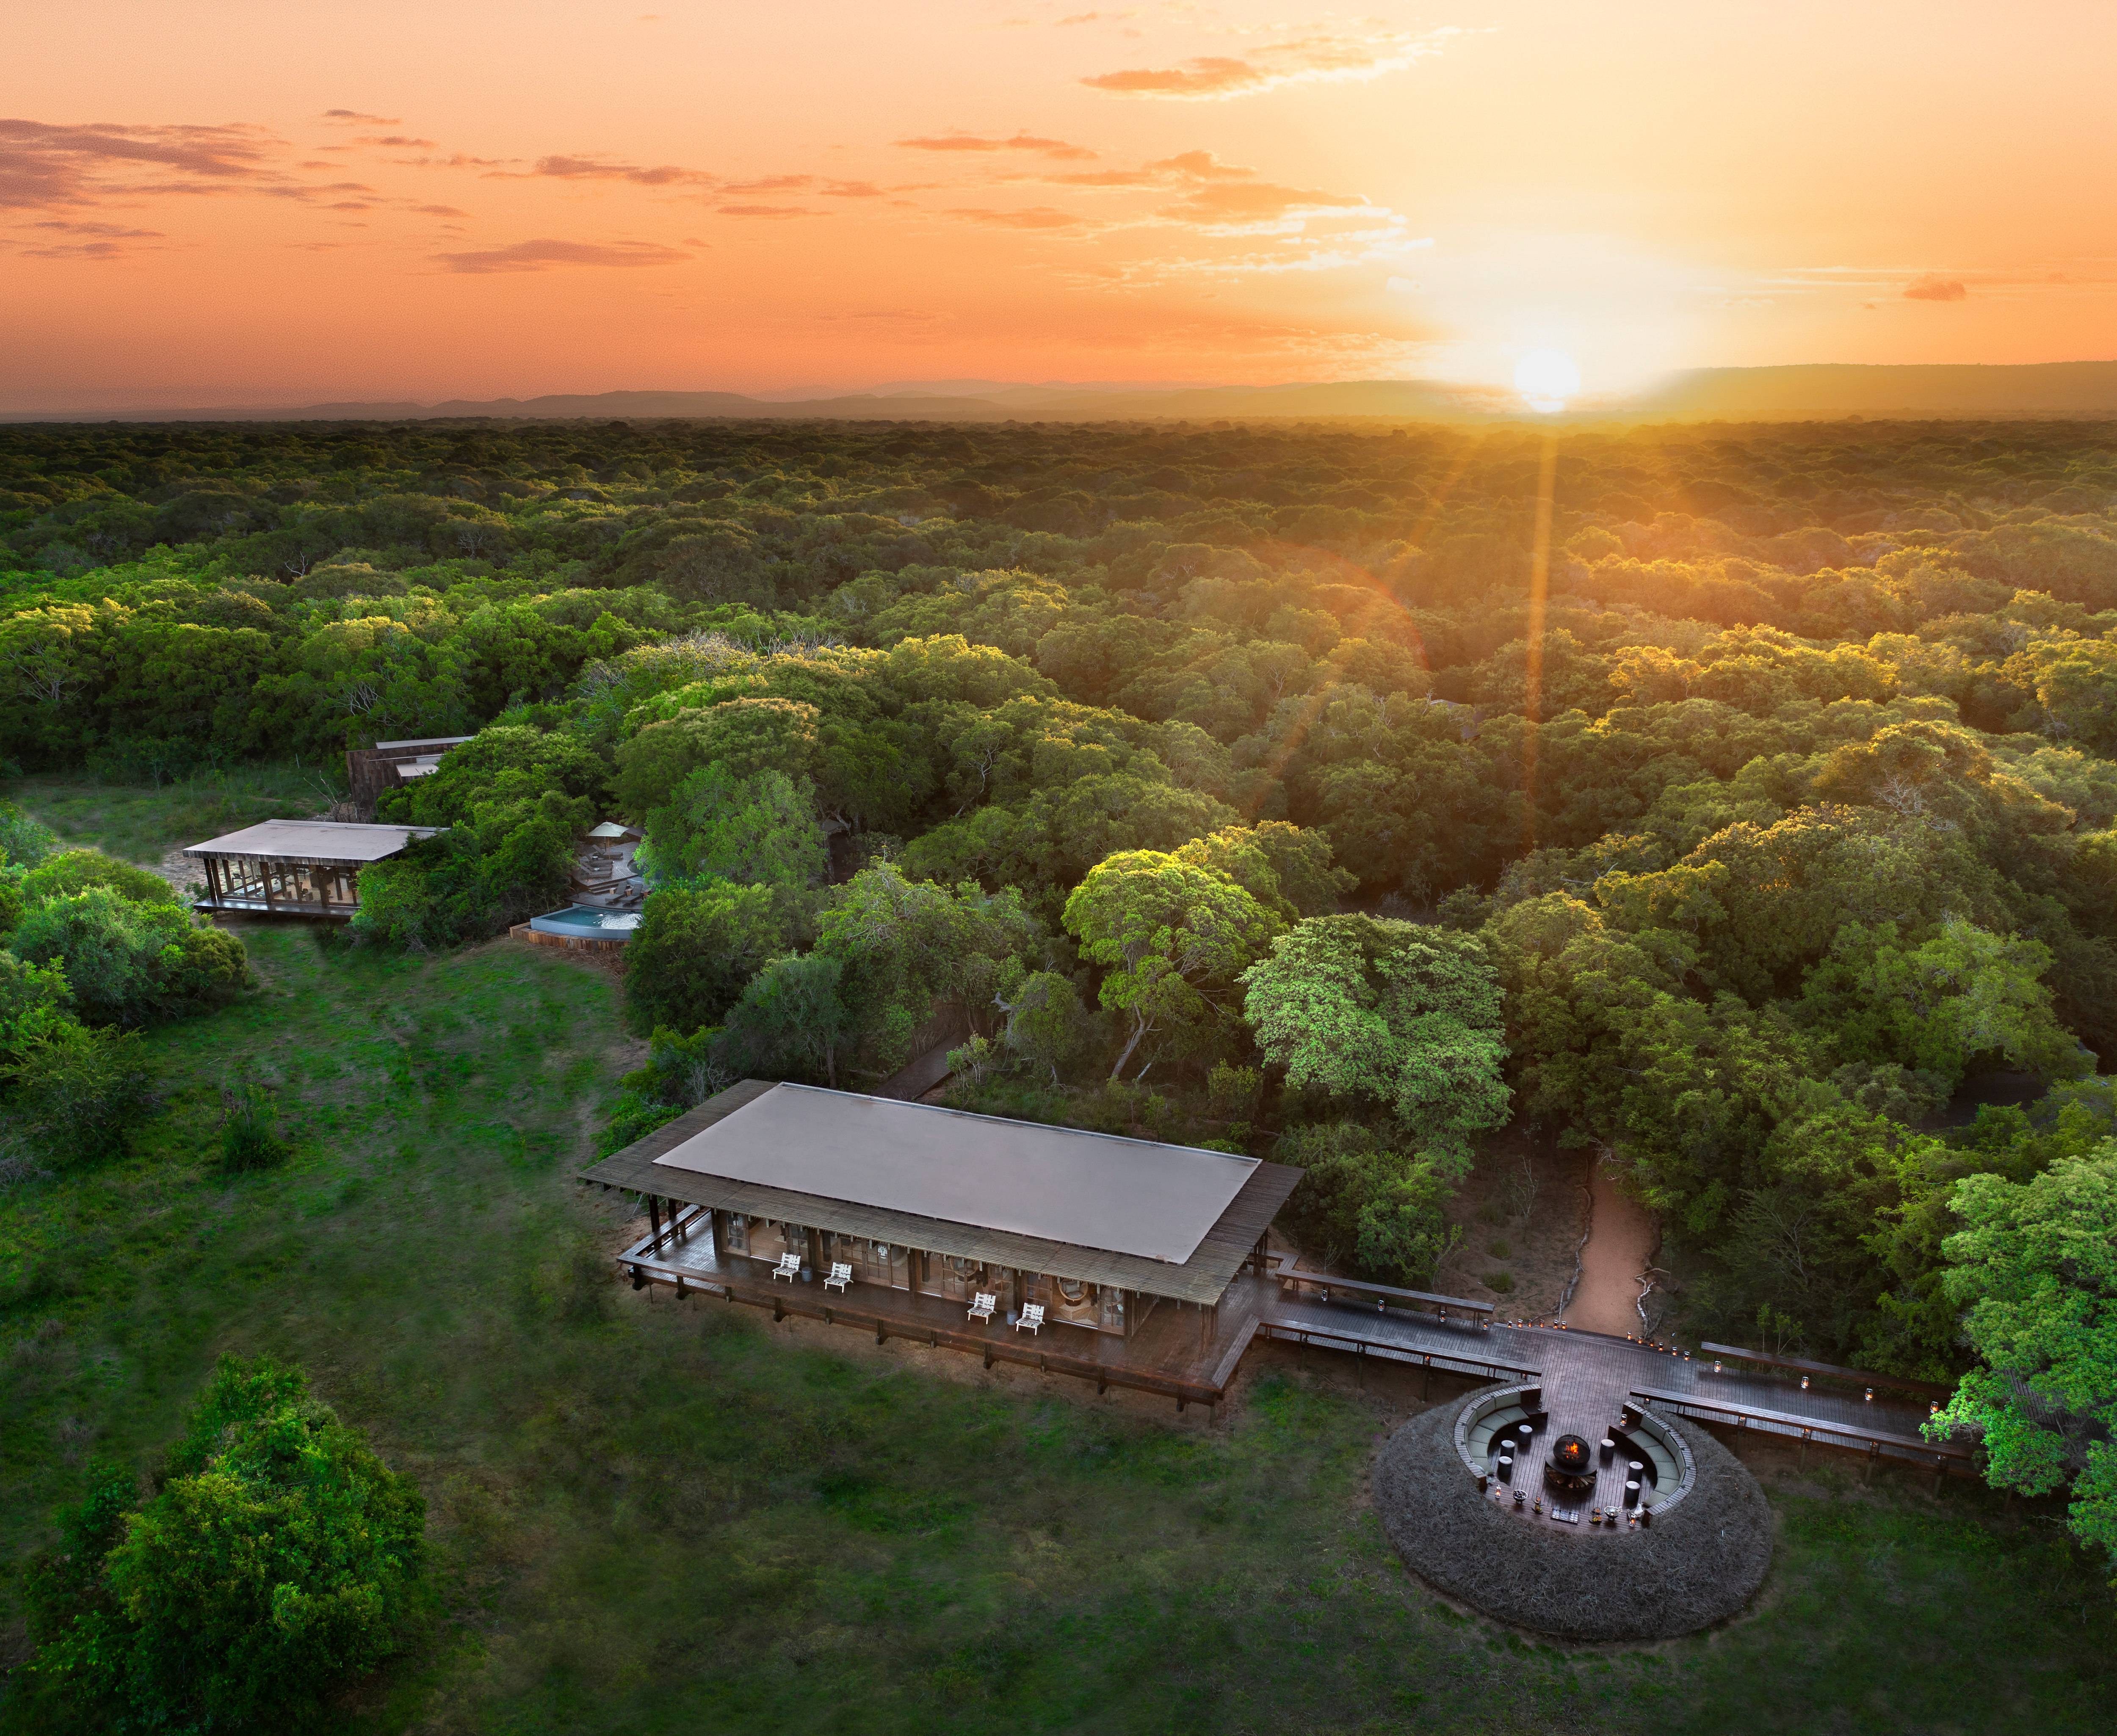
(1373, 1401, 1772, 1642)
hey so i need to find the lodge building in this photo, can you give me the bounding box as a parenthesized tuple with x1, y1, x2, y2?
(185, 819, 442, 917)
(580, 1080, 1304, 1391)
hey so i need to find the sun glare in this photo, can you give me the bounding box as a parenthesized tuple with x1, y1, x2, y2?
(1513, 348, 1582, 413)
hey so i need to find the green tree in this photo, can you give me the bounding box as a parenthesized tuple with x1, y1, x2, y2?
(1062, 850, 1279, 1079)
(16, 1356, 429, 1733)
(1275, 1123, 1461, 1288)
(1242, 914, 1509, 1171)
(719, 951, 851, 1086)
(624, 880, 792, 1037)
(1929, 1147, 2117, 1567)
(639, 764, 825, 888)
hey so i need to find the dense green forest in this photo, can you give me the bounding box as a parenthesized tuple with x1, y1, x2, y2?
(3, 415, 2115, 1562)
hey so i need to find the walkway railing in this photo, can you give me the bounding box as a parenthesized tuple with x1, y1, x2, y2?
(1633, 1384, 1974, 1488)
(1272, 1268, 1495, 1327)
(1255, 1316, 1535, 1394)
(1696, 1341, 1954, 1401)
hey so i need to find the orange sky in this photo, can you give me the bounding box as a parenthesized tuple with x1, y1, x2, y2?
(4, 0, 2114, 410)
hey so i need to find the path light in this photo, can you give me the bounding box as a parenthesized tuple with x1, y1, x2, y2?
(1713, 1359, 1723, 1374)
(1801, 1375, 1810, 1391)
(1864, 1387, 1874, 1402)
(1930, 1401, 1942, 1416)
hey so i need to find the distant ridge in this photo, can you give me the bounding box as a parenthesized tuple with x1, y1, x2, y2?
(9, 362, 2117, 425)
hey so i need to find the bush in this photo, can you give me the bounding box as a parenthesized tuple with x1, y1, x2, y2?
(16, 1355, 430, 1734)
(10, 884, 249, 1024)
(1277, 1121, 1462, 1289)
(3, 1021, 151, 1165)
(218, 1081, 289, 1171)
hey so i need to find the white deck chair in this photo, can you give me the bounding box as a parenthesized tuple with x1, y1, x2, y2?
(824, 1261, 852, 1293)
(771, 1251, 801, 1283)
(967, 1291, 997, 1323)
(1016, 1302, 1045, 1335)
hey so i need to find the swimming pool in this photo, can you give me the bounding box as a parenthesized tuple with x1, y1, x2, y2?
(528, 905, 641, 941)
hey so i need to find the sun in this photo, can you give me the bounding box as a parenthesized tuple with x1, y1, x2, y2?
(1513, 348, 1582, 413)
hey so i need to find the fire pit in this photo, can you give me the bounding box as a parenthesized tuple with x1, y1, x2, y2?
(1543, 1432, 1595, 1499)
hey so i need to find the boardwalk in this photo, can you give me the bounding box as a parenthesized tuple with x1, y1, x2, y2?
(615, 1212, 1967, 1480)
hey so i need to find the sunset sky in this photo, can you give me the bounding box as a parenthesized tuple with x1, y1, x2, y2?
(5, 0, 2113, 411)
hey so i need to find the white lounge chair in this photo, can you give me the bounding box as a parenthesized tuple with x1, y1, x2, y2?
(771, 1252, 801, 1283)
(967, 1291, 997, 1323)
(1016, 1303, 1045, 1335)
(824, 1261, 852, 1293)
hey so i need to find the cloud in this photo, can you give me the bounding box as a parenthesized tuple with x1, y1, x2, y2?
(715, 203, 820, 218)
(1083, 28, 1456, 100)
(1156, 178, 1372, 232)
(433, 237, 692, 273)
(0, 117, 279, 208)
(946, 205, 1089, 229)
(895, 132, 1095, 160)
(1147, 150, 1253, 180)
(411, 203, 468, 217)
(355, 134, 436, 149)
(522, 155, 716, 188)
(1904, 274, 1967, 302)
(322, 109, 399, 125)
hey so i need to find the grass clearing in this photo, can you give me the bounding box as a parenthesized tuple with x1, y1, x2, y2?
(2, 927, 2111, 1733)
(8, 765, 335, 866)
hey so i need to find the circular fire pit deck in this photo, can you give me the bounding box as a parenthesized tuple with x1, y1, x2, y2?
(1376, 1388, 1772, 1642)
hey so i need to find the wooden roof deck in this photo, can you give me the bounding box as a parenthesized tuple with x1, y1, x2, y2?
(579, 1079, 1302, 1306)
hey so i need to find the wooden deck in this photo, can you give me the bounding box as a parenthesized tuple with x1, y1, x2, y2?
(614, 1212, 1971, 1479)
(618, 1209, 1535, 1410)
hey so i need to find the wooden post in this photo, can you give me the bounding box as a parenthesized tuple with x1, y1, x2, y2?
(647, 1195, 663, 1250)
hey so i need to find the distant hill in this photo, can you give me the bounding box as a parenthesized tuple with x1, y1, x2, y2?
(10, 361, 2117, 425)
(1629, 361, 2117, 420)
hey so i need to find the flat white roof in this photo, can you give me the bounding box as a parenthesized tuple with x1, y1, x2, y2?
(651, 1082, 1258, 1264)
(184, 820, 443, 861)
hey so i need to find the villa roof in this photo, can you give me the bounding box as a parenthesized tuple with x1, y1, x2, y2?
(580, 1080, 1299, 1305)
(183, 819, 443, 866)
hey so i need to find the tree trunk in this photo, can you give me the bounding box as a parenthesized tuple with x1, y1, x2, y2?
(1108, 1011, 1150, 1080)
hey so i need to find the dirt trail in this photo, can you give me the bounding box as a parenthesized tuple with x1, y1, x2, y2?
(1559, 1163, 1659, 1336)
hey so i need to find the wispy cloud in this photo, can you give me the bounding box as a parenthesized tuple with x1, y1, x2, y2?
(1156, 178, 1371, 232)
(0, 117, 280, 208)
(895, 132, 1095, 160)
(1904, 274, 1967, 302)
(520, 155, 716, 188)
(946, 205, 1089, 229)
(716, 204, 821, 219)
(433, 237, 692, 273)
(1083, 28, 1458, 100)
(321, 109, 399, 126)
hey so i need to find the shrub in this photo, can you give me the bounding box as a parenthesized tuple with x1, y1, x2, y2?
(218, 1082, 289, 1171)
(16, 1355, 430, 1734)
(1277, 1121, 1463, 1289)
(3, 1021, 151, 1165)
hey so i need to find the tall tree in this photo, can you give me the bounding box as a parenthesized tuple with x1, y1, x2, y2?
(1063, 851, 1279, 1079)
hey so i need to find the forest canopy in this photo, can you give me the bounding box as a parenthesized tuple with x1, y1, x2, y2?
(6, 412, 2117, 1555)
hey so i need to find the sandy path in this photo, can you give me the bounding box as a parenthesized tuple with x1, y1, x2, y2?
(1559, 1162, 1659, 1336)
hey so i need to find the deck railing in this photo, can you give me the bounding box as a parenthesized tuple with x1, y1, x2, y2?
(1271, 1266, 1495, 1327)
(1633, 1384, 1973, 1487)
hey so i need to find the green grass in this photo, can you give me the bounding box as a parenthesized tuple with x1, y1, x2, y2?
(8, 765, 335, 864)
(3, 928, 2112, 1734)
